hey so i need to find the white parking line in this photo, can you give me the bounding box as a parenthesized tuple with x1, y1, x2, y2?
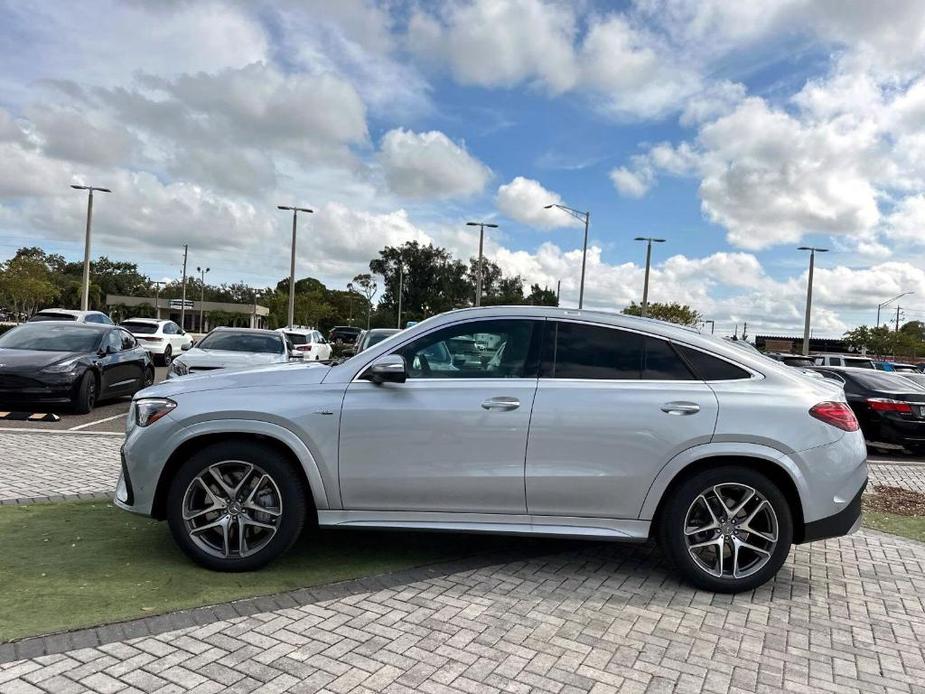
(68, 412, 128, 431)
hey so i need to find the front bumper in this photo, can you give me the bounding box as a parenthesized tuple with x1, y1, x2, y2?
(0, 371, 80, 404)
(801, 479, 866, 543)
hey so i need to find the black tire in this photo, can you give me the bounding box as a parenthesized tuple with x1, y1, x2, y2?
(142, 366, 155, 389)
(160, 345, 172, 367)
(166, 441, 307, 571)
(72, 371, 97, 414)
(658, 466, 793, 593)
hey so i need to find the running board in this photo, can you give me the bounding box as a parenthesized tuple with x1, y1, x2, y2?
(317, 510, 650, 541)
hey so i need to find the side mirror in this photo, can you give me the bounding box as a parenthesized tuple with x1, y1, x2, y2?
(366, 354, 407, 384)
(181, 343, 192, 351)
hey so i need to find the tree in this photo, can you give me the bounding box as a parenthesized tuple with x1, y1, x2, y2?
(525, 284, 558, 306)
(0, 253, 59, 320)
(348, 273, 378, 330)
(622, 301, 702, 327)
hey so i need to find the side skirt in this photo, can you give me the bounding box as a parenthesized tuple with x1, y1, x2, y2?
(317, 510, 651, 541)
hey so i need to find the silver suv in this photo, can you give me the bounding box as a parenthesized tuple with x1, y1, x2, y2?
(116, 306, 868, 592)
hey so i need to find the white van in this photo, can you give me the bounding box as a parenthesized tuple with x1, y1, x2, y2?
(813, 354, 875, 368)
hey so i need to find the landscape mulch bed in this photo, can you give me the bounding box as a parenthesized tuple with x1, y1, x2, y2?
(864, 484, 925, 517)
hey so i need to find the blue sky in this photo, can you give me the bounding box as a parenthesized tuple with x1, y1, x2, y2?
(2, 0, 925, 335)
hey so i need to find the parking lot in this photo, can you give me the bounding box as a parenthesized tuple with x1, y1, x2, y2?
(0, 366, 169, 434)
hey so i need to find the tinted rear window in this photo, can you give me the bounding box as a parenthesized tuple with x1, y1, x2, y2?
(851, 371, 925, 391)
(29, 312, 76, 322)
(675, 344, 750, 380)
(844, 358, 874, 368)
(122, 321, 159, 334)
(284, 332, 309, 345)
(548, 322, 694, 380)
(196, 332, 283, 354)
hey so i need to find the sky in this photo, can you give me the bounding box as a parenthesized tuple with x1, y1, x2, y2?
(1, 0, 925, 336)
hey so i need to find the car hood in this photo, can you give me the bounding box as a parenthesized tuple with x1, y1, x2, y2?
(0, 348, 89, 370)
(145, 360, 330, 397)
(175, 348, 287, 369)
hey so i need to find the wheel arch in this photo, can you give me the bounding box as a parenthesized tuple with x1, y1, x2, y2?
(642, 447, 808, 543)
(150, 427, 328, 521)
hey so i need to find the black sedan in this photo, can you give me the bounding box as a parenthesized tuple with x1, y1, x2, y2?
(810, 366, 925, 453)
(0, 322, 154, 412)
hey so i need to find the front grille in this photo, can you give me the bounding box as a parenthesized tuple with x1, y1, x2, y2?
(0, 374, 43, 390)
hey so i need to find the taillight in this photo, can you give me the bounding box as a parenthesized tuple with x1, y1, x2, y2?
(809, 402, 859, 431)
(867, 398, 914, 414)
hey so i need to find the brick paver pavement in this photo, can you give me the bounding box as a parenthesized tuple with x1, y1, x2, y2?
(0, 431, 121, 503)
(4, 529, 925, 693)
(869, 464, 925, 494)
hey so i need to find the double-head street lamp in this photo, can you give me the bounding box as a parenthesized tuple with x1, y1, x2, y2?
(798, 246, 828, 356)
(544, 203, 590, 309)
(70, 184, 111, 311)
(877, 291, 913, 327)
(633, 237, 666, 317)
(196, 266, 210, 331)
(466, 221, 499, 306)
(277, 205, 314, 329)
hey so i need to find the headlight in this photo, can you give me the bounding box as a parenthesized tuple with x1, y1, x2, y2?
(168, 359, 189, 378)
(134, 398, 176, 427)
(42, 357, 82, 373)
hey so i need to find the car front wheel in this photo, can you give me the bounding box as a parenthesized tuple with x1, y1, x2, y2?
(166, 441, 307, 571)
(658, 466, 793, 593)
(72, 371, 97, 414)
(161, 345, 173, 366)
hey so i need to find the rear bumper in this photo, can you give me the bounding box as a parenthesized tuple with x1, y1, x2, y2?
(800, 479, 866, 543)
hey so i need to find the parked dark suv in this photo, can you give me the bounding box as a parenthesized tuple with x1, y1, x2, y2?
(328, 325, 362, 344)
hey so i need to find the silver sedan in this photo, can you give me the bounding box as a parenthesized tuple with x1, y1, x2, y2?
(116, 306, 867, 592)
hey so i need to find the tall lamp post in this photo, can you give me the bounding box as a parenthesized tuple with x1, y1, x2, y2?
(633, 236, 665, 317)
(466, 221, 499, 306)
(196, 266, 210, 332)
(798, 246, 828, 356)
(277, 205, 313, 329)
(70, 184, 111, 311)
(396, 256, 404, 329)
(543, 203, 590, 309)
(877, 291, 912, 327)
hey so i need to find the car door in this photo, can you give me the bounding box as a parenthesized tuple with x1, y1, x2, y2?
(98, 330, 129, 396)
(315, 332, 332, 361)
(119, 330, 147, 390)
(338, 318, 543, 514)
(525, 320, 719, 519)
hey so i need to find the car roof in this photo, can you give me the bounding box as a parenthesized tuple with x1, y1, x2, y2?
(122, 318, 165, 324)
(35, 308, 100, 316)
(368, 328, 400, 334)
(278, 327, 317, 334)
(20, 320, 110, 331)
(210, 326, 280, 336)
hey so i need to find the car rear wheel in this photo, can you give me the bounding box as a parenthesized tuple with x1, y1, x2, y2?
(160, 345, 172, 367)
(658, 466, 793, 593)
(72, 371, 97, 414)
(142, 366, 155, 388)
(166, 441, 307, 571)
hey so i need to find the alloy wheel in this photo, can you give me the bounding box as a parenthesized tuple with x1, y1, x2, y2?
(181, 461, 283, 559)
(683, 483, 778, 579)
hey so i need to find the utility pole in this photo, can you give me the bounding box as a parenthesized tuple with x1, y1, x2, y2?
(556, 280, 561, 305)
(196, 266, 210, 332)
(179, 244, 189, 331)
(397, 257, 404, 329)
(466, 221, 499, 306)
(877, 292, 912, 327)
(544, 203, 590, 308)
(152, 280, 165, 320)
(70, 184, 111, 311)
(798, 246, 828, 356)
(634, 236, 666, 317)
(277, 205, 314, 329)
(896, 304, 903, 332)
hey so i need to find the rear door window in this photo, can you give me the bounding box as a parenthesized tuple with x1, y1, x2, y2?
(674, 344, 751, 381)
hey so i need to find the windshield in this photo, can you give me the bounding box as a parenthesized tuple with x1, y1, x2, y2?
(0, 323, 101, 352)
(122, 321, 159, 334)
(195, 332, 283, 354)
(844, 358, 874, 368)
(29, 312, 76, 322)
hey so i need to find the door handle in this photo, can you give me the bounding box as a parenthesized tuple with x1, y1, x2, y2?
(481, 396, 520, 411)
(661, 401, 701, 415)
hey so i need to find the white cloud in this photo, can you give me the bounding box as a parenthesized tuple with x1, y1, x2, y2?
(407, 0, 578, 93)
(495, 177, 582, 229)
(609, 167, 652, 198)
(378, 128, 491, 199)
(886, 194, 925, 245)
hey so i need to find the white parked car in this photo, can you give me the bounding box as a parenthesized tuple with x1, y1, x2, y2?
(121, 318, 193, 366)
(814, 354, 876, 369)
(276, 328, 333, 362)
(28, 309, 113, 324)
(167, 327, 297, 379)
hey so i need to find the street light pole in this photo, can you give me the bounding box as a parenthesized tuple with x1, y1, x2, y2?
(196, 266, 210, 332)
(877, 291, 912, 327)
(179, 244, 189, 331)
(70, 184, 111, 311)
(277, 205, 314, 329)
(634, 237, 666, 317)
(466, 222, 499, 306)
(544, 204, 590, 309)
(397, 258, 404, 329)
(798, 246, 828, 356)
